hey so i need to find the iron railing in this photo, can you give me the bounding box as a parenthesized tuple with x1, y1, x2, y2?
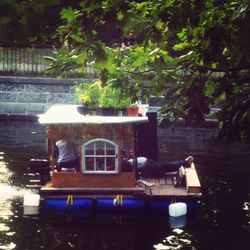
(0, 46, 92, 77)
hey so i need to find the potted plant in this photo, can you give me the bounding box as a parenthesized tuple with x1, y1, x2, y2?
(99, 84, 123, 115)
(75, 80, 103, 115)
(126, 103, 139, 116)
(75, 83, 90, 115)
(76, 80, 139, 116)
(100, 83, 139, 116)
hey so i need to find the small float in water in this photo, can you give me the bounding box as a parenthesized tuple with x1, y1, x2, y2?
(24, 105, 202, 217)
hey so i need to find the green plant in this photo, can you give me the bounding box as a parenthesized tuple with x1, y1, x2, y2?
(99, 83, 135, 109)
(75, 83, 90, 105)
(75, 80, 103, 107)
(100, 85, 119, 108)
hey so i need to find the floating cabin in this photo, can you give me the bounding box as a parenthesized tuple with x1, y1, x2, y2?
(27, 105, 201, 213)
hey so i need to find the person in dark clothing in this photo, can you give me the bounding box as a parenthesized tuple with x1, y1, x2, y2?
(126, 156, 193, 178)
(122, 32, 135, 47)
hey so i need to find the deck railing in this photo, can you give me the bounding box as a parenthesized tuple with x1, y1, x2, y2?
(0, 46, 93, 77)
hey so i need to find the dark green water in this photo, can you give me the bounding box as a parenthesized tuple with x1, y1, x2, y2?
(0, 120, 249, 250)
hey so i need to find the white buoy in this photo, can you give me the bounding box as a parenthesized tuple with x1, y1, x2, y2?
(23, 194, 40, 206)
(169, 202, 187, 217)
(23, 194, 40, 216)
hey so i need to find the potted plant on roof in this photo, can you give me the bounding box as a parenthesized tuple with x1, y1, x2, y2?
(87, 80, 102, 114)
(126, 102, 139, 116)
(113, 93, 138, 117)
(75, 80, 103, 115)
(75, 83, 90, 115)
(99, 84, 116, 116)
(98, 80, 140, 116)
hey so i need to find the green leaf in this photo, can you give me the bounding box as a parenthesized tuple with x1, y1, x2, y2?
(60, 7, 77, 22)
(117, 11, 124, 21)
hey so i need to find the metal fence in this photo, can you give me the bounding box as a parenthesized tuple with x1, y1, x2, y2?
(0, 46, 93, 77)
(0, 46, 55, 76)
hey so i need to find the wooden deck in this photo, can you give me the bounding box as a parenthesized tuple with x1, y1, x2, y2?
(141, 162, 202, 198)
(142, 177, 188, 197)
(37, 162, 201, 200)
(40, 167, 201, 199)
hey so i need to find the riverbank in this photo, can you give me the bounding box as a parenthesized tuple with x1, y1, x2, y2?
(0, 76, 88, 115)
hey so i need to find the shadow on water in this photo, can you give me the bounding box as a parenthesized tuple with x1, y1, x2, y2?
(0, 120, 249, 249)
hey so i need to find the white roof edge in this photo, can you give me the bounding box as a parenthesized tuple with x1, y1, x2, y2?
(38, 104, 148, 125)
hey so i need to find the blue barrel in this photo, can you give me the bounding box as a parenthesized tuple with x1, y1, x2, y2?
(43, 198, 93, 211)
(147, 200, 201, 213)
(96, 198, 145, 212)
(147, 200, 171, 213)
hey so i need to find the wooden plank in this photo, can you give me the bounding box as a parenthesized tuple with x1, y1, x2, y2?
(185, 167, 201, 194)
(149, 185, 188, 196)
(51, 172, 136, 188)
(29, 179, 41, 184)
(40, 186, 145, 195)
(26, 184, 42, 189)
(42, 194, 140, 199)
(159, 178, 166, 185)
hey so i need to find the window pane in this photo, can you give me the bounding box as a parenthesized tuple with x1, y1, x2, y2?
(106, 148, 115, 156)
(85, 157, 95, 171)
(96, 157, 105, 171)
(96, 141, 105, 155)
(85, 148, 94, 155)
(106, 158, 115, 171)
(96, 148, 105, 155)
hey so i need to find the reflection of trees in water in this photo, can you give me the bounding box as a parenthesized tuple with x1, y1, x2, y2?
(41, 222, 138, 250)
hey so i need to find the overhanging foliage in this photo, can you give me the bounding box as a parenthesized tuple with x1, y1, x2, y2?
(47, 0, 250, 141)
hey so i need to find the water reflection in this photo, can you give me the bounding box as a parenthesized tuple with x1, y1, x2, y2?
(0, 154, 16, 250)
(154, 230, 192, 250)
(0, 121, 45, 250)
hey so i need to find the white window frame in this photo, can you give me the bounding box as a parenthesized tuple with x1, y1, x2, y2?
(82, 138, 118, 174)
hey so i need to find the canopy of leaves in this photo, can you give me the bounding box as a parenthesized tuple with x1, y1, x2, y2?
(0, 0, 82, 46)
(49, 0, 250, 141)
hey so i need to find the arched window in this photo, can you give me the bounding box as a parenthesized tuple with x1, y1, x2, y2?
(82, 138, 118, 174)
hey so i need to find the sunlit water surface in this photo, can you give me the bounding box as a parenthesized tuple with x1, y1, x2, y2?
(0, 120, 249, 250)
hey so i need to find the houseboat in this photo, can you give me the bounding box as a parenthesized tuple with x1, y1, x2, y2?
(25, 104, 201, 215)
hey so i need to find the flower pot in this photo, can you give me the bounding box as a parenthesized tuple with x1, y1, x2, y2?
(77, 105, 89, 115)
(101, 107, 117, 116)
(127, 107, 139, 116)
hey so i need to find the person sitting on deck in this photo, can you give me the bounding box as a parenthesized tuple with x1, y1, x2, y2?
(55, 139, 79, 172)
(123, 155, 193, 176)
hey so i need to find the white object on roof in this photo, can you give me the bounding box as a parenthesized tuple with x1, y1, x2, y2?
(38, 105, 148, 125)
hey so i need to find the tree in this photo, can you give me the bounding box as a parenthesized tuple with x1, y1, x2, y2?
(48, 0, 250, 141)
(0, 0, 82, 46)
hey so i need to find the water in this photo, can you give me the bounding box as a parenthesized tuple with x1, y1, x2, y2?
(0, 120, 249, 250)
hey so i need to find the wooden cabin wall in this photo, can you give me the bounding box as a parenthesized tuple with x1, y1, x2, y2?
(46, 123, 136, 173)
(51, 172, 136, 188)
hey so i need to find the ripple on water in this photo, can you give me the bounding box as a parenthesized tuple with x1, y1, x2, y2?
(0, 242, 16, 250)
(153, 229, 193, 250)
